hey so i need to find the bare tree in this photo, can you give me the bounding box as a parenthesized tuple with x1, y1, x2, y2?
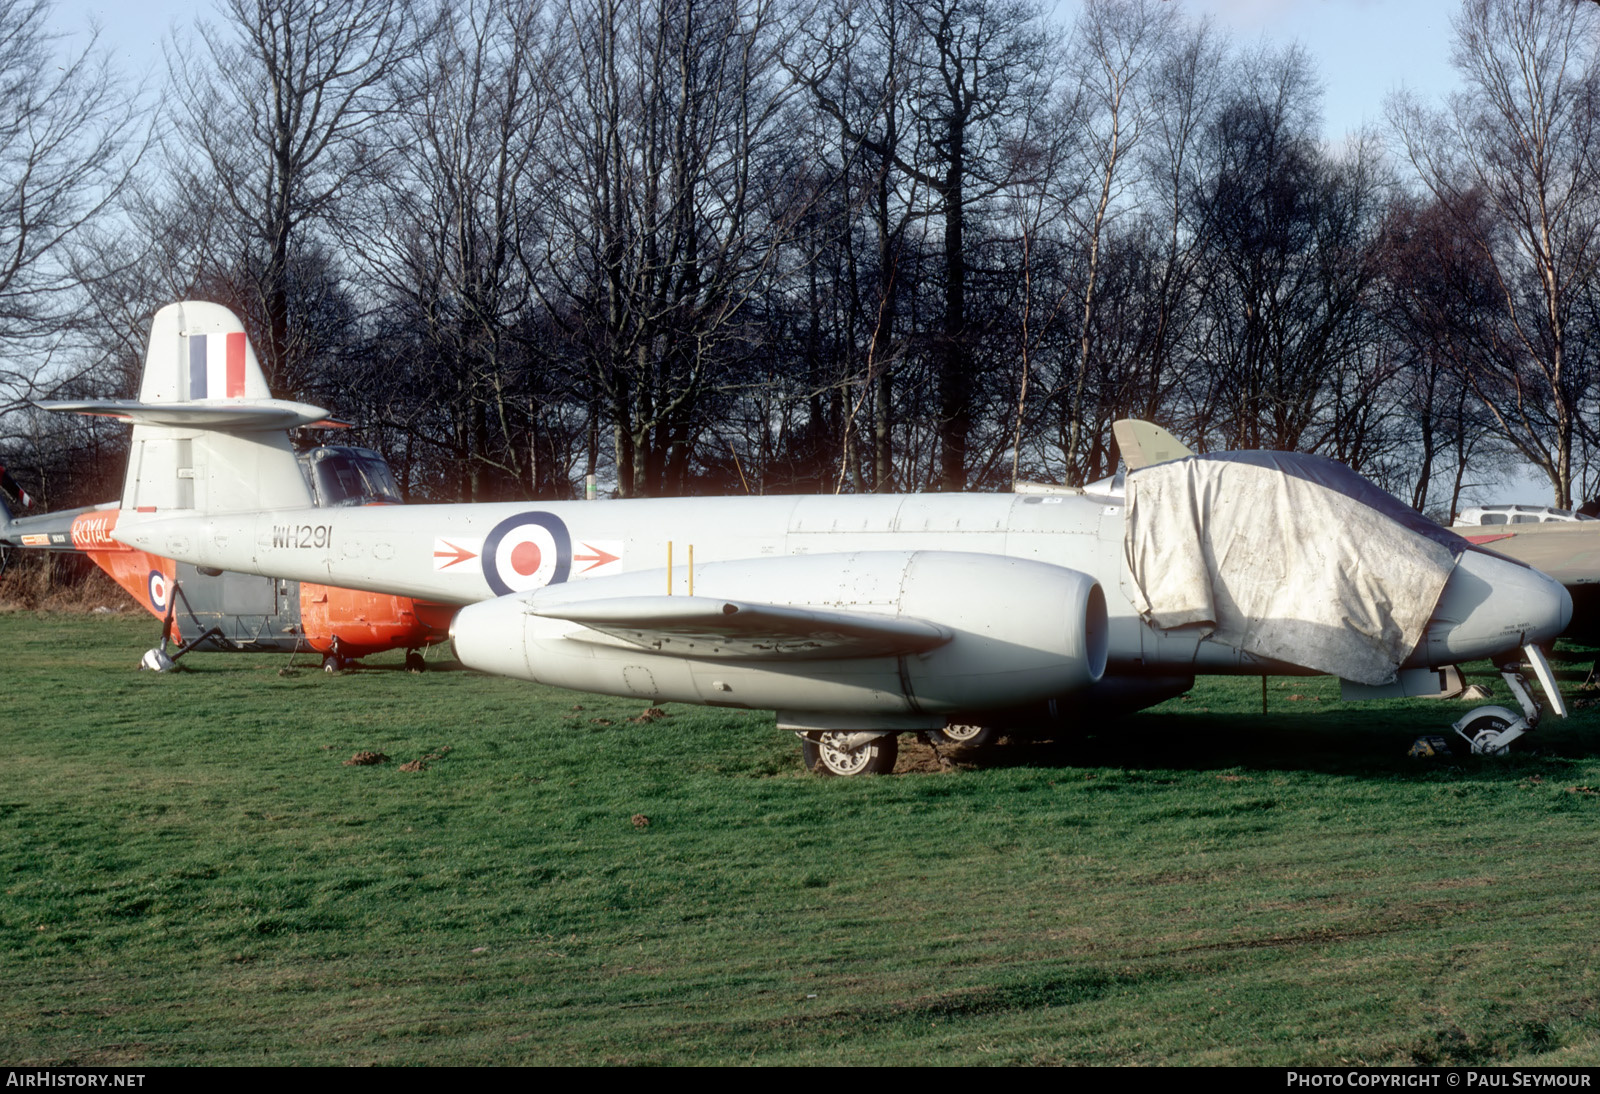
(0, 0, 148, 509)
(786, 0, 925, 492)
(1391, 0, 1600, 506)
(0, 0, 144, 398)
(357, 0, 568, 500)
(1374, 189, 1509, 516)
(1187, 45, 1384, 455)
(547, 0, 820, 497)
(1057, 0, 1175, 484)
(796, 0, 1053, 492)
(169, 0, 420, 398)
(908, 0, 1051, 491)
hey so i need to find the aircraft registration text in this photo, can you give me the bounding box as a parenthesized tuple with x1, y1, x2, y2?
(272, 524, 333, 549)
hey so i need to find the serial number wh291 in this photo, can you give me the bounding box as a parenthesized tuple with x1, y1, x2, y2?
(272, 524, 333, 549)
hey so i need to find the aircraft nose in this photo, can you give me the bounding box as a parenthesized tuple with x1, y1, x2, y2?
(1409, 548, 1571, 666)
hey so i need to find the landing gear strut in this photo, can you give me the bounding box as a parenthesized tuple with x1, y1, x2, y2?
(140, 580, 223, 672)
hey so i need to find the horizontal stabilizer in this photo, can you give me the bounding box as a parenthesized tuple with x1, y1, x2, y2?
(39, 399, 337, 431)
(530, 595, 953, 660)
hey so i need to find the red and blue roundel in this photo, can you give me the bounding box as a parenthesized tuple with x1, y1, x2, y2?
(147, 569, 170, 614)
(482, 512, 572, 596)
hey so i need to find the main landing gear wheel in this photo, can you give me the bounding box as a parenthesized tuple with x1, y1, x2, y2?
(405, 651, 425, 673)
(322, 654, 343, 674)
(801, 732, 899, 776)
(934, 723, 996, 749)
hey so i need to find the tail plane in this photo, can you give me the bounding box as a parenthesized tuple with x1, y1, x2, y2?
(41, 302, 332, 517)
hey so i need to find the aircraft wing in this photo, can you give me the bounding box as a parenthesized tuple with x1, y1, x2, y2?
(1458, 523, 1600, 586)
(529, 595, 953, 661)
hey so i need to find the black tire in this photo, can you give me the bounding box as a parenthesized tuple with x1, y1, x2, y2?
(933, 723, 996, 749)
(800, 732, 899, 776)
(1459, 713, 1512, 755)
(405, 651, 425, 673)
(322, 654, 342, 674)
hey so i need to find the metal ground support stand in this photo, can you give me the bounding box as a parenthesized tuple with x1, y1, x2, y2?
(140, 581, 224, 672)
(1452, 649, 1555, 756)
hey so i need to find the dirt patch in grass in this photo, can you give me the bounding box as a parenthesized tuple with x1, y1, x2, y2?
(896, 735, 965, 774)
(400, 746, 452, 772)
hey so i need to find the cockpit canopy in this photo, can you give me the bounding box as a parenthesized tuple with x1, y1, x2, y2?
(298, 446, 403, 508)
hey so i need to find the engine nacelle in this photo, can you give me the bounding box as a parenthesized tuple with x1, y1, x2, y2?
(450, 551, 1107, 716)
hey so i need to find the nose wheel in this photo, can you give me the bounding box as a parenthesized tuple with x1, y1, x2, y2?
(1453, 710, 1519, 756)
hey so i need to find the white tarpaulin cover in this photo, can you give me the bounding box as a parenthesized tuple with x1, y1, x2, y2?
(1124, 453, 1463, 686)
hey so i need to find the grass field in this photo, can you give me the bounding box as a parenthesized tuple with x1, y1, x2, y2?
(5, 611, 1600, 1065)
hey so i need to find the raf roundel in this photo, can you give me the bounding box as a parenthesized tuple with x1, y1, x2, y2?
(482, 512, 572, 596)
(147, 569, 170, 613)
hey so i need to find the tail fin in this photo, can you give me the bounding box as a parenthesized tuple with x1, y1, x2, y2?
(40, 302, 328, 516)
(1113, 419, 1194, 471)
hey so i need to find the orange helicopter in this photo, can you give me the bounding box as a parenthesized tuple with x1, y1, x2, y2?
(1, 449, 454, 672)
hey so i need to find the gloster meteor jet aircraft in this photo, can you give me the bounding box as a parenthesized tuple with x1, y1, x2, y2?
(39, 302, 1574, 774)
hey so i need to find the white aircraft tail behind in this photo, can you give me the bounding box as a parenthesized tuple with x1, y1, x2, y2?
(42, 301, 333, 518)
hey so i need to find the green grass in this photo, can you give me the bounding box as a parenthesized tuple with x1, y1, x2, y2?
(5, 611, 1600, 1064)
